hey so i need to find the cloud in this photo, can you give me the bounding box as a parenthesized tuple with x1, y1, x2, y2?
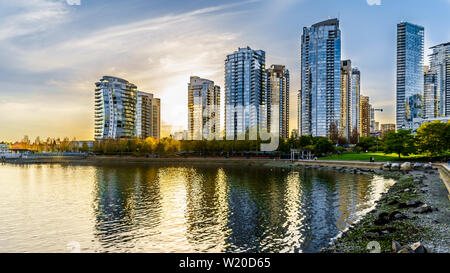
(366, 0, 381, 6)
(0, 0, 255, 140)
(66, 0, 81, 5)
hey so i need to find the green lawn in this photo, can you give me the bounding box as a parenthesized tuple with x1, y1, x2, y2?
(319, 152, 422, 162)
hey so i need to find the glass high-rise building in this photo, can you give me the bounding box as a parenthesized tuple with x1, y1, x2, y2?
(188, 76, 221, 140)
(95, 76, 137, 140)
(423, 66, 438, 119)
(266, 65, 289, 139)
(151, 98, 161, 140)
(351, 68, 361, 137)
(301, 18, 341, 137)
(360, 95, 370, 137)
(225, 47, 266, 139)
(94, 76, 160, 140)
(429, 42, 450, 117)
(396, 22, 424, 130)
(136, 91, 153, 139)
(340, 60, 352, 139)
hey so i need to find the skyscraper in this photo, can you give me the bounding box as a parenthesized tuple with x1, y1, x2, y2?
(423, 66, 438, 119)
(266, 65, 290, 139)
(225, 46, 266, 139)
(340, 60, 352, 139)
(136, 91, 153, 139)
(360, 95, 370, 137)
(94, 76, 137, 140)
(151, 98, 161, 139)
(301, 18, 341, 137)
(429, 42, 450, 117)
(351, 68, 361, 138)
(188, 76, 221, 140)
(396, 22, 424, 130)
(297, 90, 302, 136)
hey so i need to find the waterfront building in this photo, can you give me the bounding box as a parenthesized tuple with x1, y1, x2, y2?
(151, 98, 161, 139)
(360, 95, 370, 137)
(297, 90, 302, 135)
(412, 116, 450, 132)
(224, 46, 266, 139)
(266, 65, 290, 139)
(136, 91, 153, 139)
(429, 42, 450, 117)
(188, 76, 221, 140)
(351, 68, 361, 138)
(423, 66, 438, 119)
(396, 22, 425, 130)
(301, 18, 341, 137)
(340, 60, 352, 139)
(0, 143, 10, 153)
(381, 124, 396, 138)
(95, 76, 137, 140)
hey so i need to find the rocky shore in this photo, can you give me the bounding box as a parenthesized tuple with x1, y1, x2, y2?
(320, 165, 450, 253)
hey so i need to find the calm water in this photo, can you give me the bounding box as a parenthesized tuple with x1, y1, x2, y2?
(0, 163, 395, 253)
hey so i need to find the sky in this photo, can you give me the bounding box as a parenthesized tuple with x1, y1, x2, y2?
(0, 0, 449, 142)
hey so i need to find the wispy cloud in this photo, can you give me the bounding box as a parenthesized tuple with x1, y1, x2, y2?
(0, 0, 256, 140)
(366, 0, 382, 6)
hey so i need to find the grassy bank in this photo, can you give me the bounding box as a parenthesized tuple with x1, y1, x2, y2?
(319, 152, 424, 162)
(322, 169, 449, 253)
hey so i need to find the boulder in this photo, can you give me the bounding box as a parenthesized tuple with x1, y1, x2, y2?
(398, 246, 414, 253)
(410, 242, 427, 253)
(383, 162, 392, 170)
(391, 163, 400, 171)
(413, 163, 423, 170)
(389, 211, 407, 221)
(392, 240, 402, 252)
(423, 164, 432, 170)
(374, 212, 390, 225)
(406, 200, 423, 208)
(412, 204, 433, 214)
(400, 162, 412, 171)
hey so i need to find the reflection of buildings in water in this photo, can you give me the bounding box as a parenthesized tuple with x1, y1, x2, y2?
(93, 166, 161, 248)
(335, 173, 371, 231)
(223, 168, 296, 252)
(183, 167, 229, 252)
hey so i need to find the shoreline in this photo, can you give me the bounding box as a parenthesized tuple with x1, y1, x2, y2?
(3, 156, 449, 253)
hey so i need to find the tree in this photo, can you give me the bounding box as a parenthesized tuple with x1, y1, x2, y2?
(357, 137, 377, 152)
(350, 126, 359, 144)
(329, 123, 339, 144)
(383, 130, 416, 158)
(416, 121, 449, 156)
(314, 137, 335, 155)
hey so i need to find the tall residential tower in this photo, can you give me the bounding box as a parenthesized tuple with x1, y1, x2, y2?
(266, 65, 290, 139)
(301, 18, 341, 137)
(95, 76, 137, 140)
(224, 47, 266, 139)
(396, 22, 424, 130)
(429, 42, 450, 117)
(188, 76, 221, 140)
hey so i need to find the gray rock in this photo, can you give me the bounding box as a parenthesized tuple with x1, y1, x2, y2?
(413, 163, 423, 169)
(412, 204, 433, 214)
(398, 246, 414, 253)
(423, 164, 432, 170)
(392, 240, 402, 252)
(389, 211, 407, 220)
(410, 242, 427, 253)
(400, 162, 412, 171)
(365, 232, 379, 239)
(391, 163, 400, 171)
(383, 162, 391, 170)
(406, 200, 423, 208)
(374, 212, 390, 225)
